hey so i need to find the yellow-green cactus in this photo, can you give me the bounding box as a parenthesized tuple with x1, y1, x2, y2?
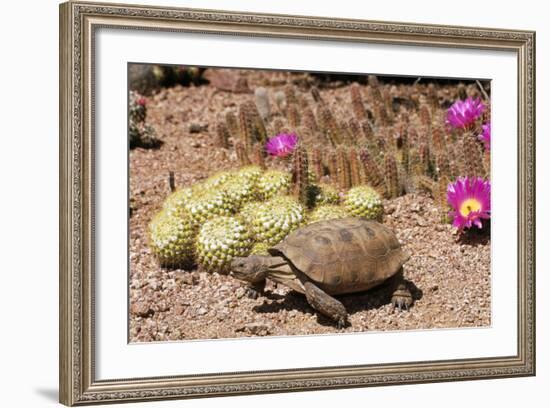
(201, 170, 235, 190)
(308, 183, 340, 207)
(236, 165, 263, 183)
(196, 216, 253, 273)
(250, 242, 270, 256)
(238, 201, 264, 222)
(307, 204, 349, 224)
(162, 187, 194, 215)
(251, 196, 305, 246)
(148, 209, 196, 268)
(257, 169, 291, 200)
(184, 189, 234, 225)
(220, 166, 264, 210)
(343, 185, 384, 221)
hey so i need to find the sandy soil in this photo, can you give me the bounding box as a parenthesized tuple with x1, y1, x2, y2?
(129, 70, 491, 342)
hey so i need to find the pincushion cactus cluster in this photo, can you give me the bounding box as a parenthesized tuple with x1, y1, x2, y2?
(184, 189, 234, 225)
(257, 170, 291, 199)
(162, 187, 193, 216)
(343, 186, 384, 221)
(129, 90, 159, 148)
(148, 164, 381, 272)
(308, 205, 350, 224)
(247, 195, 306, 246)
(196, 216, 253, 273)
(148, 209, 196, 268)
(308, 183, 340, 207)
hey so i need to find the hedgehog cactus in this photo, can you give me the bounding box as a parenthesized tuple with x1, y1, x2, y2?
(129, 90, 147, 123)
(196, 216, 253, 273)
(148, 209, 196, 268)
(348, 148, 362, 187)
(343, 185, 384, 221)
(317, 105, 342, 146)
(257, 169, 291, 199)
(384, 154, 401, 199)
(307, 204, 349, 224)
(359, 149, 385, 189)
(336, 147, 352, 191)
(292, 143, 310, 206)
(234, 140, 251, 166)
(460, 132, 485, 177)
(215, 120, 230, 149)
(350, 83, 367, 122)
(310, 147, 323, 182)
(250, 196, 305, 246)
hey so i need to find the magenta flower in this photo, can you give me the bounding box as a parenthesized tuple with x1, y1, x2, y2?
(447, 177, 491, 230)
(265, 133, 298, 157)
(479, 123, 490, 151)
(137, 96, 147, 106)
(446, 97, 485, 129)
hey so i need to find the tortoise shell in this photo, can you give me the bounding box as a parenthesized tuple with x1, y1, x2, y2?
(269, 217, 410, 295)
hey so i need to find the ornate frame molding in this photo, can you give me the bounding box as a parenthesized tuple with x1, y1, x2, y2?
(59, 1, 535, 405)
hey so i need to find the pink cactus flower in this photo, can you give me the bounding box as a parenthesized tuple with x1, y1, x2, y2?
(265, 133, 298, 157)
(446, 97, 485, 129)
(479, 123, 491, 151)
(137, 96, 147, 106)
(447, 176, 491, 230)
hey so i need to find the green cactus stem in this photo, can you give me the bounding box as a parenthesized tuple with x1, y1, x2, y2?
(358, 149, 385, 190)
(348, 148, 362, 187)
(317, 105, 342, 146)
(225, 110, 239, 137)
(384, 153, 401, 199)
(292, 144, 310, 206)
(215, 120, 230, 149)
(336, 147, 352, 191)
(460, 132, 485, 177)
(350, 83, 367, 122)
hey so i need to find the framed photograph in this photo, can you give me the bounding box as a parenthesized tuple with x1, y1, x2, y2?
(59, 1, 535, 405)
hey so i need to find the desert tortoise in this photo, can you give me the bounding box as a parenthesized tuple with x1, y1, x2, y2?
(231, 217, 413, 328)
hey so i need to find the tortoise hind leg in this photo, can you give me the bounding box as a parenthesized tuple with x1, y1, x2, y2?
(388, 267, 413, 311)
(303, 281, 348, 329)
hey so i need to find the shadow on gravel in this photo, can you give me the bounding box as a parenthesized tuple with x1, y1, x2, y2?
(252, 279, 423, 329)
(457, 227, 490, 246)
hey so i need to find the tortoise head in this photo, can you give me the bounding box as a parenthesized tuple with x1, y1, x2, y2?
(230, 255, 269, 283)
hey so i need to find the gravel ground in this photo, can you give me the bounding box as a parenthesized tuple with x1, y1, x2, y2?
(129, 70, 491, 342)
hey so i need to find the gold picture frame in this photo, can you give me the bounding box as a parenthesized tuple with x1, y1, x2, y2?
(59, 1, 536, 405)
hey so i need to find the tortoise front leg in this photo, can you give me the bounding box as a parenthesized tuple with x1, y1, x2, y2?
(245, 279, 266, 299)
(388, 267, 413, 311)
(303, 281, 348, 329)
